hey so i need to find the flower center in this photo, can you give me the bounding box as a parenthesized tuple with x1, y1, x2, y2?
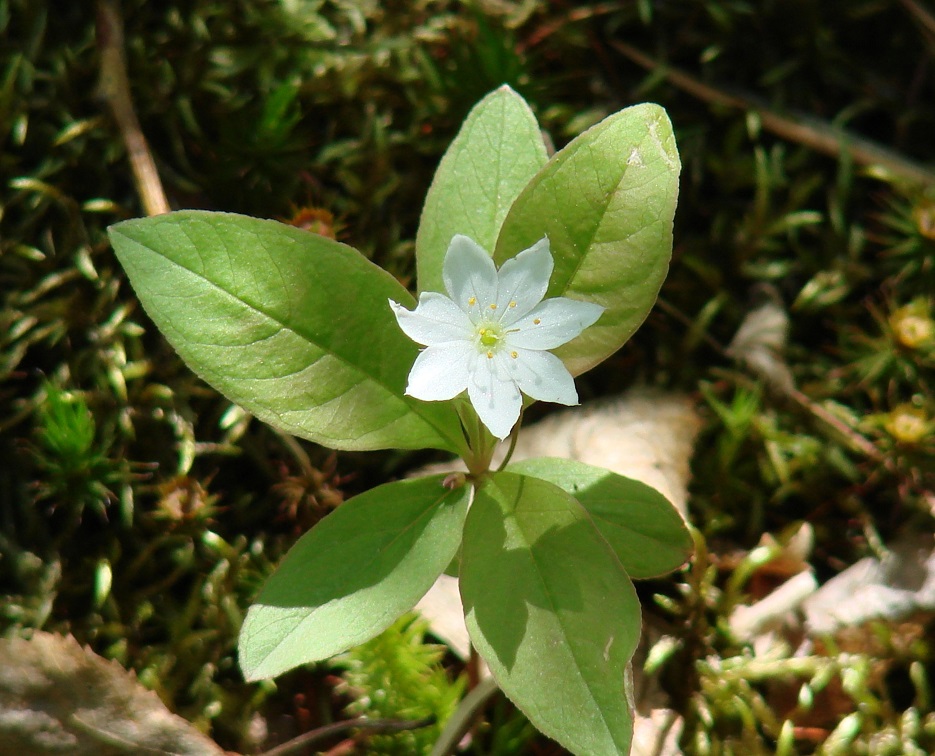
(477, 323, 503, 348)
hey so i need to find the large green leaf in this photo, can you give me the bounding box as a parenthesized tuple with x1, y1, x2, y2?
(508, 458, 692, 579)
(460, 472, 640, 755)
(416, 85, 548, 294)
(495, 103, 680, 376)
(109, 211, 462, 452)
(239, 475, 470, 680)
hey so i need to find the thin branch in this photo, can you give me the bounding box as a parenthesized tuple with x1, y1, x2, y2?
(785, 387, 887, 464)
(521, 2, 622, 50)
(259, 716, 435, 756)
(610, 39, 935, 187)
(96, 0, 170, 216)
(899, 0, 935, 44)
(656, 297, 889, 465)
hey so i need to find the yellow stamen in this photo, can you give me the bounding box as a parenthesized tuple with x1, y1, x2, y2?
(509, 301, 517, 308)
(534, 318, 541, 325)
(468, 296, 476, 306)
(510, 351, 518, 359)
(489, 303, 497, 310)
(486, 351, 493, 359)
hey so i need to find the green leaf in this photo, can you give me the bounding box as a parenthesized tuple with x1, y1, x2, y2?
(507, 458, 692, 579)
(416, 85, 548, 294)
(108, 211, 462, 452)
(239, 475, 470, 680)
(495, 103, 680, 376)
(461, 472, 640, 755)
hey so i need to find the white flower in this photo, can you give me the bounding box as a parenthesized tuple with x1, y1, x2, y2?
(390, 235, 604, 439)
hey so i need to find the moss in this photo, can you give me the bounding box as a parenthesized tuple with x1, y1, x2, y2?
(2, 0, 933, 752)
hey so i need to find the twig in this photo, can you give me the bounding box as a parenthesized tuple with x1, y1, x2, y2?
(656, 297, 889, 465)
(96, 0, 170, 216)
(785, 387, 887, 464)
(655, 298, 728, 358)
(899, 0, 935, 44)
(521, 2, 622, 50)
(610, 39, 935, 187)
(259, 715, 435, 756)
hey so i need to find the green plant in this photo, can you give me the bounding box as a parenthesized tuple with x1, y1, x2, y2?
(107, 85, 687, 754)
(336, 613, 465, 755)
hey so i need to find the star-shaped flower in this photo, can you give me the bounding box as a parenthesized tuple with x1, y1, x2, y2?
(390, 235, 604, 439)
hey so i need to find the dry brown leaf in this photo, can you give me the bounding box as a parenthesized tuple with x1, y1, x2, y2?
(0, 631, 224, 755)
(803, 533, 935, 634)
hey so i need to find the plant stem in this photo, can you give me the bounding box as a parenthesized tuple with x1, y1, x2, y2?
(466, 644, 481, 690)
(496, 404, 525, 472)
(429, 675, 500, 756)
(457, 400, 497, 477)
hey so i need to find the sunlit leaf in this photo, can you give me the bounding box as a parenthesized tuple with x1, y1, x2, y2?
(495, 103, 680, 376)
(461, 472, 640, 755)
(240, 475, 470, 680)
(416, 85, 548, 294)
(508, 458, 692, 578)
(109, 211, 463, 452)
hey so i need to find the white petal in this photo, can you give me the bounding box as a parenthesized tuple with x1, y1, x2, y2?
(466, 351, 522, 439)
(507, 297, 604, 350)
(495, 237, 553, 323)
(442, 235, 498, 315)
(406, 344, 472, 401)
(505, 349, 579, 405)
(390, 293, 472, 346)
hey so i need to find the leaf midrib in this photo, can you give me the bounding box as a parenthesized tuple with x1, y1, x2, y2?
(511, 483, 634, 752)
(257, 480, 463, 669)
(114, 223, 461, 450)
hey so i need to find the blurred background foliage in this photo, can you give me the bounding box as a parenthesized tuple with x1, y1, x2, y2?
(1, 0, 934, 753)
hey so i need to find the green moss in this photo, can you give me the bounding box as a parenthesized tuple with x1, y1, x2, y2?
(336, 614, 466, 754)
(2, 0, 933, 752)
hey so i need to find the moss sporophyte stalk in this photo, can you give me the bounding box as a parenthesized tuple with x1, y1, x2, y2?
(389, 235, 604, 440)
